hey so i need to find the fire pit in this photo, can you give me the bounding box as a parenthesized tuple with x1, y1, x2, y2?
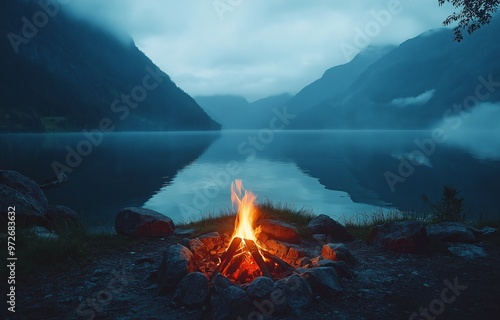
(211, 180, 294, 284)
(156, 179, 357, 318)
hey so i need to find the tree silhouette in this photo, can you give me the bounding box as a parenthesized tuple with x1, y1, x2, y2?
(439, 0, 499, 41)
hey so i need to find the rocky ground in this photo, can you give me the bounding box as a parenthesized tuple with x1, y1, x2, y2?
(11, 236, 500, 320)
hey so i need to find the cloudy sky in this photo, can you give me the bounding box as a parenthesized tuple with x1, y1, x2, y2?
(63, 0, 455, 101)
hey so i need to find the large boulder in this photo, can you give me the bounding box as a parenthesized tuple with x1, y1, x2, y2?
(255, 219, 300, 244)
(157, 244, 194, 295)
(211, 286, 253, 320)
(115, 207, 175, 237)
(307, 214, 354, 242)
(172, 272, 210, 309)
(0, 170, 48, 226)
(367, 221, 429, 254)
(426, 222, 477, 243)
(301, 267, 342, 297)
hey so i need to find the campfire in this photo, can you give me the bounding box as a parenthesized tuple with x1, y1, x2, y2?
(211, 180, 294, 284)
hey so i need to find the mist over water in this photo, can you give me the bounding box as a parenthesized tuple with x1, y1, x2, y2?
(2, 130, 499, 228)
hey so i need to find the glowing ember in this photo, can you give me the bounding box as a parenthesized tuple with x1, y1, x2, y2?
(231, 179, 259, 242)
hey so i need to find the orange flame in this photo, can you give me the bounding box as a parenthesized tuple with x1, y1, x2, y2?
(231, 180, 259, 242)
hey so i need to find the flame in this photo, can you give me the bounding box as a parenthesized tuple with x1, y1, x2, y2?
(231, 180, 259, 242)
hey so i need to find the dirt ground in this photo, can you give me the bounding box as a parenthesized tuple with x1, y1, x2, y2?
(11, 236, 500, 320)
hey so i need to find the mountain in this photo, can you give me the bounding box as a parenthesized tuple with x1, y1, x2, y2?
(285, 45, 395, 118)
(0, 0, 220, 132)
(195, 93, 292, 129)
(289, 20, 500, 129)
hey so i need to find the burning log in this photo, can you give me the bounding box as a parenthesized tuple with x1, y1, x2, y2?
(212, 237, 242, 277)
(244, 239, 273, 279)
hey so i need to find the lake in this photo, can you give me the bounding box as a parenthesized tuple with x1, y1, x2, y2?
(1, 130, 499, 230)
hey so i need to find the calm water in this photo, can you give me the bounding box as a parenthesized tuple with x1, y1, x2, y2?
(1, 130, 499, 229)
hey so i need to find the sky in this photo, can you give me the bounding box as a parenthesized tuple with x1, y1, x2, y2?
(63, 0, 455, 101)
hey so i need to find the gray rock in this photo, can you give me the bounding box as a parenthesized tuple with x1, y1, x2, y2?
(157, 244, 194, 295)
(272, 275, 313, 316)
(0, 170, 48, 226)
(426, 222, 477, 243)
(255, 219, 300, 244)
(312, 234, 328, 245)
(479, 227, 498, 237)
(46, 205, 79, 231)
(212, 273, 237, 294)
(28, 226, 58, 240)
(115, 207, 175, 237)
(198, 232, 222, 251)
(301, 267, 342, 297)
(367, 221, 429, 254)
(247, 276, 275, 300)
(316, 259, 354, 279)
(321, 243, 357, 266)
(172, 272, 209, 309)
(448, 243, 487, 260)
(0, 170, 48, 208)
(307, 214, 354, 242)
(211, 286, 253, 320)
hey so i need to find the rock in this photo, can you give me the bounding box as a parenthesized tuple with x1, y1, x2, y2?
(307, 214, 354, 242)
(272, 275, 313, 316)
(301, 267, 342, 297)
(198, 232, 222, 251)
(334, 261, 355, 280)
(115, 207, 175, 237)
(317, 260, 354, 280)
(172, 272, 209, 309)
(46, 205, 79, 231)
(212, 273, 237, 294)
(255, 219, 300, 244)
(321, 243, 356, 266)
(312, 234, 328, 245)
(285, 244, 308, 265)
(0, 170, 48, 226)
(297, 257, 311, 267)
(310, 256, 323, 267)
(175, 228, 195, 237)
(157, 244, 194, 295)
(426, 222, 477, 243)
(261, 239, 289, 259)
(479, 227, 498, 238)
(211, 286, 253, 320)
(188, 238, 208, 261)
(367, 221, 429, 254)
(246, 276, 275, 300)
(28, 226, 58, 240)
(448, 243, 487, 260)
